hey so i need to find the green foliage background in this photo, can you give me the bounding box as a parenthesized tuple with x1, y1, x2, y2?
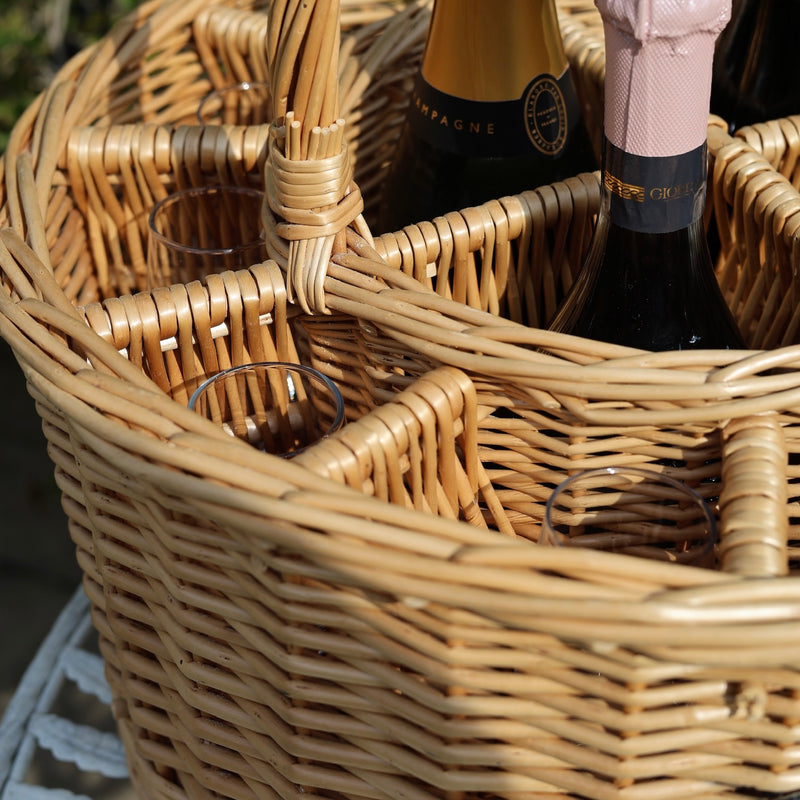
(0, 0, 140, 153)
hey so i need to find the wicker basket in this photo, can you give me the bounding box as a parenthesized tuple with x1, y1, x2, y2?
(4, 1, 800, 799)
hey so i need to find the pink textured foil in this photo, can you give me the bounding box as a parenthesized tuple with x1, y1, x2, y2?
(597, 0, 731, 156)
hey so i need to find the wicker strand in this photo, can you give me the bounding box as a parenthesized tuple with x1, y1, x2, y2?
(264, 117, 366, 313)
(720, 414, 789, 577)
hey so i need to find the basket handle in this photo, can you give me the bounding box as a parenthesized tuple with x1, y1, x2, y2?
(263, 0, 356, 314)
(262, 0, 426, 314)
(719, 413, 789, 577)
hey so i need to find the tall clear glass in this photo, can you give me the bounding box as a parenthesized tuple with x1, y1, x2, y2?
(147, 185, 265, 288)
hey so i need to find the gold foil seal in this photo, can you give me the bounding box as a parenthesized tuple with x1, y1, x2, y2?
(421, 0, 568, 101)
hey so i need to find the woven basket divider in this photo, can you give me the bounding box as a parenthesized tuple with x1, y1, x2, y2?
(730, 117, 800, 347)
(2, 217, 800, 800)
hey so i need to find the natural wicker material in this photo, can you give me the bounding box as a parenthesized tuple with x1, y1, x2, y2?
(736, 114, 800, 190)
(3, 1, 800, 799)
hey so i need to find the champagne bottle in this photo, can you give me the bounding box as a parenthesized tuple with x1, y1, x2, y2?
(711, 0, 800, 131)
(548, 0, 745, 351)
(377, 0, 597, 233)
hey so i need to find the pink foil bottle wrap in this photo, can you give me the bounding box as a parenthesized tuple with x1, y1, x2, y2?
(597, 0, 732, 157)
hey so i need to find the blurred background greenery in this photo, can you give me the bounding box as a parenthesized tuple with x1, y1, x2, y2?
(0, 0, 140, 153)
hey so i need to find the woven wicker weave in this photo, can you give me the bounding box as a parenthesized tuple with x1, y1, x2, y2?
(736, 114, 800, 190)
(4, 225, 800, 800)
(3, 1, 800, 799)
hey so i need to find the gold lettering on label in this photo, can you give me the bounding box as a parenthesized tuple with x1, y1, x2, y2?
(414, 104, 497, 135)
(410, 84, 501, 137)
(649, 181, 702, 200)
(524, 76, 567, 155)
(604, 173, 645, 203)
(537, 107, 558, 127)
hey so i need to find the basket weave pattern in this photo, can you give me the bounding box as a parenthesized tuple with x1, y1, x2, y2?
(2, 2, 800, 800)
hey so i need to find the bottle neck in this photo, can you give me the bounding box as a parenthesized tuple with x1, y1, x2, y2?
(597, 0, 722, 233)
(421, 0, 568, 101)
(600, 136, 707, 235)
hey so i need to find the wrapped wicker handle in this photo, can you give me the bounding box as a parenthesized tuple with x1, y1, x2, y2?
(262, 0, 429, 313)
(263, 0, 364, 312)
(720, 414, 789, 577)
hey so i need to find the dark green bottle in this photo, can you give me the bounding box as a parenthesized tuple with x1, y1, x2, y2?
(711, 0, 800, 131)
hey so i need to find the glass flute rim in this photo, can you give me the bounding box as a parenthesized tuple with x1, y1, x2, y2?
(543, 465, 718, 552)
(196, 80, 271, 125)
(148, 185, 265, 257)
(187, 360, 347, 447)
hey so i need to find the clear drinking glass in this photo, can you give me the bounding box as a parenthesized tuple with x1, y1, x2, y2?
(196, 81, 271, 126)
(146, 185, 265, 288)
(541, 466, 717, 566)
(187, 362, 346, 458)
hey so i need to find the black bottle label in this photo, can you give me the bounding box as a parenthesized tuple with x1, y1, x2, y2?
(407, 68, 582, 158)
(604, 141, 707, 234)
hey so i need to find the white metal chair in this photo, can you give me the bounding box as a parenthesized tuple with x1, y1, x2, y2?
(0, 585, 131, 800)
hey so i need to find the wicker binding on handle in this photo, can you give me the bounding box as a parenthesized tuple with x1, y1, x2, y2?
(3, 1, 800, 799)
